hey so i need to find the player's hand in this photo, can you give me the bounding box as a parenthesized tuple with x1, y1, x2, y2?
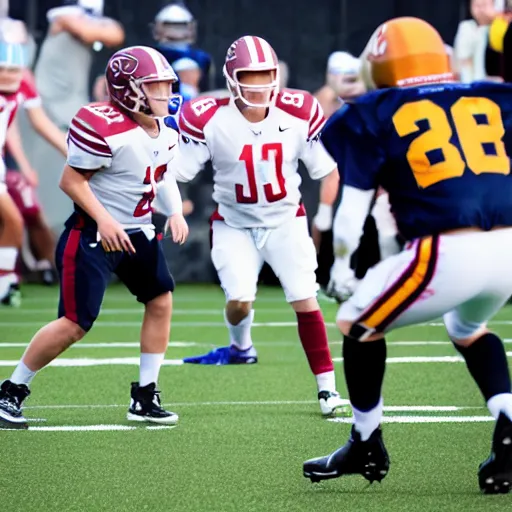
(20, 166, 39, 188)
(167, 213, 189, 245)
(313, 204, 333, 232)
(97, 217, 136, 254)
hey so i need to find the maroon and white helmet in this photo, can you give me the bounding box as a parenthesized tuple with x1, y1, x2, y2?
(223, 36, 279, 108)
(106, 45, 178, 115)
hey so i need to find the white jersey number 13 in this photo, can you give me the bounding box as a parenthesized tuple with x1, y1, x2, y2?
(236, 143, 287, 204)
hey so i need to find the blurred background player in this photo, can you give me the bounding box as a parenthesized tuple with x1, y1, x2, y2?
(1, 16, 68, 287)
(152, 2, 213, 92)
(312, 50, 401, 303)
(27, 0, 124, 231)
(0, 35, 28, 306)
(0, 45, 188, 429)
(314, 51, 365, 118)
(6, 70, 67, 287)
(453, 0, 497, 83)
(303, 17, 512, 493)
(173, 35, 348, 417)
(172, 57, 201, 102)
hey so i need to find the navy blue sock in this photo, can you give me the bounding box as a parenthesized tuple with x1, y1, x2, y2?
(453, 332, 511, 401)
(342, 335, 386, 412)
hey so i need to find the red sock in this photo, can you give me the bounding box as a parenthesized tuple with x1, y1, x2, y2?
(296, 310, 334, 375)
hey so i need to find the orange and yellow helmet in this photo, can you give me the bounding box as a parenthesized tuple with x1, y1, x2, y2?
(360, 17, 454, 89)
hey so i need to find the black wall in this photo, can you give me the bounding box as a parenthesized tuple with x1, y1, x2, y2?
(18, 0, 467, 92)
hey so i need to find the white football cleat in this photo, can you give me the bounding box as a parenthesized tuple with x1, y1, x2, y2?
(318, 390, 351, 417)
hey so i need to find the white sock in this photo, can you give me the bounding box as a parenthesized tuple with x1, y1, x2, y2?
(0, 247, 18, 297)
(139, 353, 165, 387)
(316, 371, 336, 393)
(224, 309, 254, 351)
(353, 398, 384, 441)
(0, 247, 17, 272)
(11, 361, 37, 386)
(487, 393, 512, 420)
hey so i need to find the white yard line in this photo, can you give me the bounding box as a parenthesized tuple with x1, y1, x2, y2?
(0, 342, 197, 348)
(1, 308, 290, 315)
(23, 401, 484, 411)
(0, 321, 311, 327)
(2, 354, 512, 367)
(2, 318, 512, 328)
(0, 358, 183, 367)
(2, 339, 512, 349)
(2, 424, 177, 432)
(328, 416, 494, 424)
(334, 354, 512, 363)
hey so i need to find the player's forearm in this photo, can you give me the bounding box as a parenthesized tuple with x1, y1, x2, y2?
(333, 186, 375, 256)
(59, 165, 112, 224)
(319, 168, 339, 206)
(6, 120, 32, 174)
(156, 173, 183, 216)
(61, 16, 125, 47)
(169, 162, 199, 183)
(28, 108, 67, 157)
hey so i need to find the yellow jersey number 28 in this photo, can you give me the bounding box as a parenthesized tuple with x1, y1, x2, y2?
(392, 97, 510, 188)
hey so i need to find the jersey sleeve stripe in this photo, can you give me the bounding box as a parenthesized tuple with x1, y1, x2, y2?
(308, 115, 326, 139)
(68, 128, 113, 157)
(71, 118, 108, 144)
(179, 116, 206, 141)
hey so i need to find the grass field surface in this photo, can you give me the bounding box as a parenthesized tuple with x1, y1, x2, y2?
(1, 284, 512, 511)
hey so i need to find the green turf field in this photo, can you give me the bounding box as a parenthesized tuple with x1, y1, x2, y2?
(1, 284, 512, 512)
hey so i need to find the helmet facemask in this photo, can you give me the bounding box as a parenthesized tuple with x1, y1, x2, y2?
(225, 67, 279, 108)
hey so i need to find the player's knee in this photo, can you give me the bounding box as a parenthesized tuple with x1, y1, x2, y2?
(445, 313, 489, 348)
(337, 319, 353, 337)
(290, 297, 319, 313)
(226, 300, 252, 324)
(1, 207, 24, 246)
(146, 292, 172, 320)
(60, 317, 87, 344)
(451, 326, 490, 348)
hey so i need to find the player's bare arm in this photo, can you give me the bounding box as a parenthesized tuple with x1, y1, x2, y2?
(55, 14, 124, 47)
(59, 164, 135, 253)
(5, 117, 38, 187)
(26, 106, 67, 157)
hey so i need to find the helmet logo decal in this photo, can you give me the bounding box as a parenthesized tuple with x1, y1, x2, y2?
(226, 41, 239, 61)
(109, 53, 139, 78)
(369, 24, 387, 59)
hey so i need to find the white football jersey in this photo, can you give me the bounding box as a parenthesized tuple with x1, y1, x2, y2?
(67, 102, 180, 227)
(173, 89, 336, 228)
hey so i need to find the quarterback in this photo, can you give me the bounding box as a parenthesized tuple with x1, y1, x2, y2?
(173, 35, 347, 416)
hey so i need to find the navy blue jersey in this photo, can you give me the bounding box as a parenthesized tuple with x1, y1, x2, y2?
(322, 82, 512, 240)
(155, 44, 213, 92)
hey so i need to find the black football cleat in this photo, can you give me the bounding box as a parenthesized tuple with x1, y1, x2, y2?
(303, 426, 390, 484)
(127, 382, 178, 425)
(479, 412, 512, 494)
(0, 380, 30, 429)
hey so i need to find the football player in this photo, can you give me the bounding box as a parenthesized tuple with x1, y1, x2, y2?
(6, 66, 68, 287)
(0, 31, 35, 305)
(172, 35, 348, 417)
(303, 17, 512, 493)
(152, 3, 213, 92)
(0, 46, 188, 429)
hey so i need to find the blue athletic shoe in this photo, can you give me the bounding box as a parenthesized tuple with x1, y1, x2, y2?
(182, 345, 258, 365)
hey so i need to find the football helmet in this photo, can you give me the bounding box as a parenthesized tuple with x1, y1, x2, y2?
(105, 46, 178, 116)
(223, 35, 279, 108)
(361, 17, 453, 89)
(152, 3, 197, 46)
